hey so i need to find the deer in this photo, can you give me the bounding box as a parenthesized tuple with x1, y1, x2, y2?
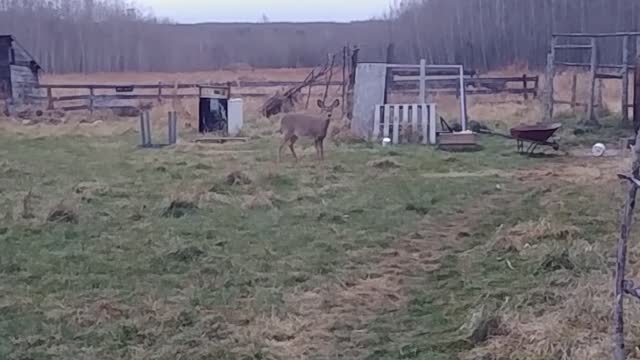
(278, 98, 340, 162)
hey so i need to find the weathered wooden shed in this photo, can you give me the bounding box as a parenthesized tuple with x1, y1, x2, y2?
(0, 35, 41, 104)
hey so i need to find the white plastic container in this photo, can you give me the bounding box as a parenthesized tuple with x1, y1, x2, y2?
(592, 143, 606, 157)
(227, 98, 244, 136)
(382, 137, 391, 147)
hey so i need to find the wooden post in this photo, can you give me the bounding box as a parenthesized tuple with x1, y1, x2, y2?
(46, 87, 53, 110)
(384, 43, 395, 104)
(341, 45, 347, 116)
(419, 58, 426, 103)
(522, 74, 529, 100)
(634, 53, 640, 134)
(613, 129, 640, 360)
(88, 86, 94, 113)
(597, 79, 604, 110)
(622, 36, 630, 127)
(459, 66, 468, 131)
(158, 81, 163, 103)
(586, 37, 599, 126)
(544, 36, 557, 122)
(570, 73, 578, 112)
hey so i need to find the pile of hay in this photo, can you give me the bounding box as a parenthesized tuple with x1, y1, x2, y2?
(493, 217, 579, 253)
(367, 158, 402, 169)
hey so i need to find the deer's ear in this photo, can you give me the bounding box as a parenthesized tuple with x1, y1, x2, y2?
(317, 99, 324, 108)
(331, 99, 340, 108)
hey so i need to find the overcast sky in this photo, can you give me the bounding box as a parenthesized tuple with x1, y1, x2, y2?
(138, 0, 392, 23)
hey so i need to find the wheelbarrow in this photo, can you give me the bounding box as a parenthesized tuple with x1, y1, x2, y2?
(439, 117, 562, 156)
(510, 122, 562, 155)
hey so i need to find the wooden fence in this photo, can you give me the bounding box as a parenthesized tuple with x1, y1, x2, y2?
(390, 74, 539, 99)
(32, 74, 538, 114)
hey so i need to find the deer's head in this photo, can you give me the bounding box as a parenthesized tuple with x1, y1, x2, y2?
(317, 99, 340, 119)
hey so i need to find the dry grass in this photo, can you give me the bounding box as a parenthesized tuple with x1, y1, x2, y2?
(0, 65, 636, 359)
(493, 218, 579, 253)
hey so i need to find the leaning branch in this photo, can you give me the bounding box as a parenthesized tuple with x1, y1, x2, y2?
(614, 130, 640, 360)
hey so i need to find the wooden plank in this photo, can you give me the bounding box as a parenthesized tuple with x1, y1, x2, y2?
(555, 62, 633, 70)
(570, 73, 578, 111)
(392, 104, 400, 145)
(428, 104, 437, 145)
(373, 104, 381, 139)
(595, 73, 624, 80)
(393, 75, 538, 83)
(402, 103, 409, 143)
(554, 44, 594, 50)
(61, 105, 89, 111)
(554, 31, 640, 38)
(411, 104, 418, 143)
(382, 104, 391, 139)
(421, 104, 428, 145)
(394, 88, 538, 96)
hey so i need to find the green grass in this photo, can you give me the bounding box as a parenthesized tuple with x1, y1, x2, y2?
(0, 130, 618, 359)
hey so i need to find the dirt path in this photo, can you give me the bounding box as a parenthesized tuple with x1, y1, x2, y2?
(243, 195, 500, 359)
(229, 155, 625, 359)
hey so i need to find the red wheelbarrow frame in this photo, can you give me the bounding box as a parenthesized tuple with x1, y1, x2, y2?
(510, 123, 562, 156)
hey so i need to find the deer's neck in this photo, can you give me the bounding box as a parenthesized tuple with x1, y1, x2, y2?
(322, 116, 332, 134)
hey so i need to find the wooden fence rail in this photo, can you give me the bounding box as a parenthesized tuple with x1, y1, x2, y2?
(34, 74, 540, 114)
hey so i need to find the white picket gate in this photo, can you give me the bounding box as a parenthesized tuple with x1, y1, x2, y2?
(373, 103, 437, 145)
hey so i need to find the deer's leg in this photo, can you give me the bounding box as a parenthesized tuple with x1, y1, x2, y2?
(319, 139, 325, 160)
(288, 135, 299, 161)
(278, 135, 291, 162)
(314, 139, 321, 160)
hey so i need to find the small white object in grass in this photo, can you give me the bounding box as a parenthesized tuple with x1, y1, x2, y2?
(382, 137, 391, 147)
(592, 143, 606, 157)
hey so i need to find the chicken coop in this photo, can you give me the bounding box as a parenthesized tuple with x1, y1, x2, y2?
(0, 35, 42, 106)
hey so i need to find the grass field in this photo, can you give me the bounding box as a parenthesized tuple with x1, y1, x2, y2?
(0, 111, 637, 360)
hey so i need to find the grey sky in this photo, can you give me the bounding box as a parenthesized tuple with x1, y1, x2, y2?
(138, 0, 392, 23)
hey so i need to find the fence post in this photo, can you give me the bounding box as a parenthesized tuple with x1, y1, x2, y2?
(522, 74, 529, 101)
(140, 112, 151, 147)
(46, 87, 53, 110)
(586, 37, 600, 126)
(419, 59, 426, 103)
(459, 66, 468, 131)
(634, 51, 640, 134)
(158, 81, 163, 103)
(544, 36, 557, 122)
(622, 36, 630, 127)
(88, 86, 94, 113)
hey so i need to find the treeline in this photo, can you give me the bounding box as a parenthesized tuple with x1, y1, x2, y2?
(0, 0, 639, 74)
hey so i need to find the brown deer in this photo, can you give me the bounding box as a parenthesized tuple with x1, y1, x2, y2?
(278, 98, 340, 162)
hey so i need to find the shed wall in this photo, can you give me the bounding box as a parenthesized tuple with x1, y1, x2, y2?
(10, 64, 40, 103)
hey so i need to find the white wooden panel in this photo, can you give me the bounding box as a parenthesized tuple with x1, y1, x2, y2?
(392, 105, 400, 144)
(383, 104, 391, 139)
(421, 104, 429, 145)
(411, 104, 419, 143)
(402, 104, 410, 144)
(373, 104, 381, 139)
(429, 104, 437, 145)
